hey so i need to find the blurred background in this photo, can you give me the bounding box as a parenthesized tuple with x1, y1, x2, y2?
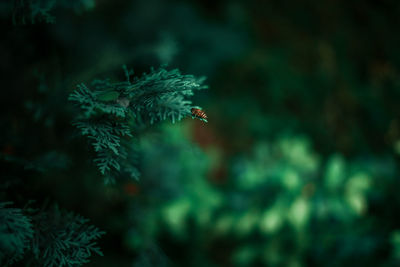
(1, 0, 400, 266)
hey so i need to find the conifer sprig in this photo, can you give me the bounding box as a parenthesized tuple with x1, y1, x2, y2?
(69, 66, 207, 182)
(0, 202, 34, 266)
(0, 203, 104, 266)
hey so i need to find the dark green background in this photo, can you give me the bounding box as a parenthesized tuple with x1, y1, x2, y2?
(2, 0, 400, 266)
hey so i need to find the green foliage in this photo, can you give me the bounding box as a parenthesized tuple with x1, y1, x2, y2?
(126, 125, 399, 266)
(12, 0, 95, 24)
(0, 202, 105, 267)
(69, 66, 207, 182)
(31, 205, 105, 267)
(13, 0, 56, 24)
(0, 202, 34, 266)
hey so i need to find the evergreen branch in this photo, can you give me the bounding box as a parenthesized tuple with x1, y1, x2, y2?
(30, 205, 105, 267)
(0, 202, 34, 266)
(69, 66, 207, 182)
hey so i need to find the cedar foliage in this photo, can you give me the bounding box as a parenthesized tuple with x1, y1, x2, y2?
(69, 66, 207, 183)
(0, 203, 104, 267)
(12, 0, 95, 24)
(0, 203, 33, 266)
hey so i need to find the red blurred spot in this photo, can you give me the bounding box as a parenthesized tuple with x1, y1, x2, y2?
(123, 183, 140, 196)
(192, 120, 219, 148)
(2, 145, 15, 155)
(190, 119, 230, 185)
(210, 164, 228, 184)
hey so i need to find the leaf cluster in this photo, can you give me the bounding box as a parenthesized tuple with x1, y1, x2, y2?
(12, 0, 95, 24)
(0, 202, 34, 266)
(69, 66, 207, 182)
(0, 202, 105, 267)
